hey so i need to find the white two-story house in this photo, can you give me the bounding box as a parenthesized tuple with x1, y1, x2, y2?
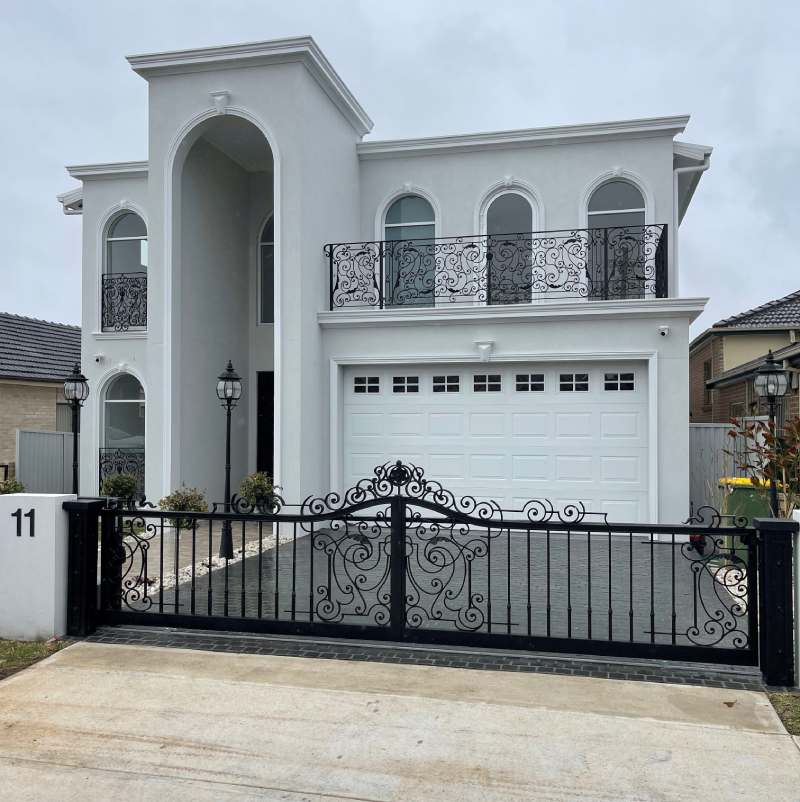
(58, 36, 711, 523)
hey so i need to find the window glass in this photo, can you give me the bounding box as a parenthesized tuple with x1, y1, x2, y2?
(559, 373, 589, 392)
(385, 195, 434, 225)
(393, 376, 419, 393)
(588, 180, 645, 212)
(108, 212, 147, 238)
(516, 373, 545, 392)
(104, 374, 145, 449)
(260, 216, 274, 324)
(433, 375, 459, 393)
(487, 193, 532, 236)
(604, 372, 635, 391)
(106, 374, 145, 401)
(486, 193, 533, 305)
(106, 212, 147, 275)
(474, 374, 502, 392)
(384, 195, 436, 307)
(354, 376, 380, 394)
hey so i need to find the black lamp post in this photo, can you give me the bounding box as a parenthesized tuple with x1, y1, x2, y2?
(753, 350, 789, 517)
(216, 360, 242, 559)
(63, 363, 89, 495)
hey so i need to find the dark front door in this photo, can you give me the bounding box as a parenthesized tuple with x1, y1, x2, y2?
(256, 371, 274, 477)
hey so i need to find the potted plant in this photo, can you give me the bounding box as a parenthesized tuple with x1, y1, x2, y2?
(158, 486, 208, 529)
(239, 472, 279, 513)
(100, 472, 139, 506)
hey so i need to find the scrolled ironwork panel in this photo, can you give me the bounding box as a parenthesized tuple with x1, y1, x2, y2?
(102, 271, 147, 331)
(99, 448, 145, 495)
(326, 225, 666, 308)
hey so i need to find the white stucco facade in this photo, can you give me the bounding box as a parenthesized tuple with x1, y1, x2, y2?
(59, 36, 710, 523)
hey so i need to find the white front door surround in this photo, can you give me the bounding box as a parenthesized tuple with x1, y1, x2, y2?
(334, 355, 657, 522)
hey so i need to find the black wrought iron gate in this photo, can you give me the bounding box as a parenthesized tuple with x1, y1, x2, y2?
(64, 462, 797, 684)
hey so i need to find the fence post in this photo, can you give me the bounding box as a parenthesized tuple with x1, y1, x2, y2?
(389, 496, 406, 638)
(62, 498, 105, 636)
(754, 517, 798, 686)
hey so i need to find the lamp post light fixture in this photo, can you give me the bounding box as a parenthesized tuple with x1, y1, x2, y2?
(63, 363, 89, 495)
(216, 360, 242, 559)
(753, 350, 789, 516)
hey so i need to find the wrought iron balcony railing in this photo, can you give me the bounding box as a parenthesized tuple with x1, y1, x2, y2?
(99, 447, 145, 496)
(325, 224, 667, 310)
(101, 271, 147, 331)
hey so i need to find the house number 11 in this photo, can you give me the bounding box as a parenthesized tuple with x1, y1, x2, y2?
(10, 508, 35, 538)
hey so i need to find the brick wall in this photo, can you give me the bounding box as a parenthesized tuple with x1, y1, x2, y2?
(0, 381, 60, 467)
(689, 337, 723, 422)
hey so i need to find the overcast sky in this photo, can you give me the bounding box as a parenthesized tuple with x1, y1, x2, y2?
(1, 0, 798, 336)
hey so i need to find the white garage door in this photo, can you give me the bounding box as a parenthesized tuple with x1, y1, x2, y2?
(342, 362, 650, 522)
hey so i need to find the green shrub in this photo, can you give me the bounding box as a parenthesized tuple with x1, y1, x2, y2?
(100, 472, 139, 499)
(239, 472, 278, 511)
(158, 485, 208, 528)
(0, 478, 25, 494)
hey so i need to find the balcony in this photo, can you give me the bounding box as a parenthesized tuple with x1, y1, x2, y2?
(325, 224, 667, 310)
(101, 272, 147, 332)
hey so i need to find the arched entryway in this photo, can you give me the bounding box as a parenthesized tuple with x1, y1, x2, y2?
(172, 114, 275, 501)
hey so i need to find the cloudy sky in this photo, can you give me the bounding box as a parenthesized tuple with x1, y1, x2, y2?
(2, 0, 797, 336)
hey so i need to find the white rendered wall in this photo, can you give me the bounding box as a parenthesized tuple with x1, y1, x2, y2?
(76, 173, 160, 500)
(0, 494, 73, 640)
(178, 138, 251, 501)
(358, 135, 677, 292)
(320, 304, 697, 524)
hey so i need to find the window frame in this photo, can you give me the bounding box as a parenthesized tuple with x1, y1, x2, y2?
(353, 376, 380, 394)
(603, 372, 635, 391)
(258, 214, 275, 326)
(473, 373, 502, 392)
(102, 373, 146, 450)
(104, 211, 148, 277)
(432, 374, 460, 393)
(516, 373, 545, 392)
(559, 373, 589, 392)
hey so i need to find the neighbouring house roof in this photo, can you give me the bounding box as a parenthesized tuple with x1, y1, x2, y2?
(0, 312, 81, 382)
(713, 289, 800, 329)
(690, 289, 800, 352)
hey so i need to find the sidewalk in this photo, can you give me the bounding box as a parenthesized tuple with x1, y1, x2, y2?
(0, 640, 797, 801)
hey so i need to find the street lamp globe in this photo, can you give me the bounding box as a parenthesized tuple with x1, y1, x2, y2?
(754, 351, 789, 400)
(63, 363, 90, 403)
(216, 360, 242, 405)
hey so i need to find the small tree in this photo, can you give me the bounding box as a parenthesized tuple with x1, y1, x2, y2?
(726, 416, 800, 518)
(239, 472, 279, 512)
(0, 478, 25, 494)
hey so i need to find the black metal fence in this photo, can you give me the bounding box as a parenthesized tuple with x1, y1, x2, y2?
(101, 272, 147, 331)
(62, 461, 800, 683)
(325, 225, 668, 309)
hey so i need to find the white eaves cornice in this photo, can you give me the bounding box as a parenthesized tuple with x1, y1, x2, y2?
(319, 297, 709, 327)
(126, 36, 373, 137)
(674, 140, 713, 161)
(56, 187, 83, 215)
(357, 115, 691, 159)
(65, 161, 149, 180)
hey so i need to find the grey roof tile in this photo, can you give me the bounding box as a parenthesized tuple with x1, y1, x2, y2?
(0, 312, 81, 382)
(714, 289, 800, 328)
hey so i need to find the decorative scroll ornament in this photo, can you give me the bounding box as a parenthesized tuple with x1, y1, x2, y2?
(326, 224, 667, 308)
(101, 272, 147, 331)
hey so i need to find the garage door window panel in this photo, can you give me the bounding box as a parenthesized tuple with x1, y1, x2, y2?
(516, 373, 545, 392)
(605, 372, 635, 391)
(560, 373, 589, 392)
(474, 374, 502, 392)
(393, 376, 420, 393)
(354, 376, 380, 394)
(433, 375, 459, 393)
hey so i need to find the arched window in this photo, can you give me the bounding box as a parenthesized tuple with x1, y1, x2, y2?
(103, 212, 148, 331)
(486, 193, 533, 305)
(384, 195, 435, 307)
(259, 216, 274, 324)
(587, 180, 646, 300)
(106, 212, 148, 275)
(100, 373, 145, 494)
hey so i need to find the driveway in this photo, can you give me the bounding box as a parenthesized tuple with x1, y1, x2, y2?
(0, 641, 797, 801)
